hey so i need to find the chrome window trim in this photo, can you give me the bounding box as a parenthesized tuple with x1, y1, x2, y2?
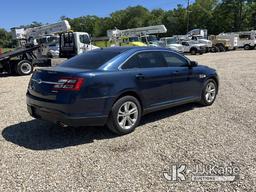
(118, 49, 190, 70)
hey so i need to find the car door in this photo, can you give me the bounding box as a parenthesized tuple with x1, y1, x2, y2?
(121, 51, 173, 108)
(161, 51, 201, 101)
(181, 42, 190, 52)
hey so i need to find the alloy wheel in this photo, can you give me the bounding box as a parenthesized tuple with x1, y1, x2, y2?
(117, 101, 138, 130)
(205, 82, 216, 103)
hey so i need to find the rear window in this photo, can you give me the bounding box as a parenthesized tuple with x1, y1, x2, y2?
(59, 51, 120, 69)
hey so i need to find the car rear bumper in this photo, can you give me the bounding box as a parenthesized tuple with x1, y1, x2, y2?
(26, 94, 111, 127)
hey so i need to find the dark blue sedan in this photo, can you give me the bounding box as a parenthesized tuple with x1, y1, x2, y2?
(27, 47, 219, 135)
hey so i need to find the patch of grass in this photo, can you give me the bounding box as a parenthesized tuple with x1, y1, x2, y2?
(94, 41, 113, 48)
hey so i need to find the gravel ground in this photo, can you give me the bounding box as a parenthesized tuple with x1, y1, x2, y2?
(0, 50, 255, 192)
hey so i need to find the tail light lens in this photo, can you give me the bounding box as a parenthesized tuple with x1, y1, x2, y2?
(53, 77, 84, 91)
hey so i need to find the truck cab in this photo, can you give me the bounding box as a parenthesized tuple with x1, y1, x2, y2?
(59, 32, 99, 58)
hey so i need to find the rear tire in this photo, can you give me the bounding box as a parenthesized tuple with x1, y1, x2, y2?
(16, 60, 33, 76)
(190, 48, 197, 55)
(107, 96, 142, 135)
(200, 79, 218, 106)
(244, 44, 251, 50)
(217, 45, 226, 52)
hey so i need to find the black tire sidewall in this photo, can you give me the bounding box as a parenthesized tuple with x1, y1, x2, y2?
(201, 79, 218, 106)
(244, 45, 250, 50)
(107, 96, 142, 135)
(190, 49, 197, 55)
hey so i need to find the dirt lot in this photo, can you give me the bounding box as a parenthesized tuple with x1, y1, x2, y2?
(0, 50, 255, 191)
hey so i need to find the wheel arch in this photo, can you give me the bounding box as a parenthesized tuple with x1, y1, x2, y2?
(216, 43, 225, 47)
(190, 47, 198, 52)
(114, 90, 144, 111)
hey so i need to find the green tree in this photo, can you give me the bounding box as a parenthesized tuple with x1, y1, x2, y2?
(0, 28, 14, 48)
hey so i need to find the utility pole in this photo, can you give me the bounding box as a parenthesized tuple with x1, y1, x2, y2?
(186, 0, 190, 33)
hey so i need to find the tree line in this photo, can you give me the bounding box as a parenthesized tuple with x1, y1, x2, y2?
(1, 0, 256, 48)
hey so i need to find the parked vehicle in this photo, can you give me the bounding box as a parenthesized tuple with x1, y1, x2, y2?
(190, 36, 212, 52)
(218, 31, 256, 50)
(59, 32, 99, 58)
(183, 29, 213, 52)
(47, 43, 60, 58)
(1, 21, 71, 75)
(216, 33, 239, 51)
(237, 31, 256, 50)
(141, 35, 159, 46)
(180, 41, 206, 55)
(26, 46, 219, 135)
(107, 25, 167, 47)
(209, 34, 238, 52)
(160, 37, 184, 53)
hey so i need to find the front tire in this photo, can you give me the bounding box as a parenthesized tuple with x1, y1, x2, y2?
(107, 96, 142, 135)
(200, 79, 218, 106)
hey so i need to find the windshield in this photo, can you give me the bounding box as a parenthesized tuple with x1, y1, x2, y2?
(59, 50, 120, 69)
(166, 38, 177, 44)
(129, 37, 140, 42)
(147, 35, 158, 42)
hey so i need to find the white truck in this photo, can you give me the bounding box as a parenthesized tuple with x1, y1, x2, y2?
(218, 31, 256, 50)
(59, 32, 99, 58)
(186, 29, 213, 52)
(159, 37, 184, 53)
(180, 40, 206, 55)
(237, 31, 256, 50)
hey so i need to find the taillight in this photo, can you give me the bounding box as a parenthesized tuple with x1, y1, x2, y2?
(53, 77, 84, 91)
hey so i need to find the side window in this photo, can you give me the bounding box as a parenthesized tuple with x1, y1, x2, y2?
(79, 35, 90, 44)
(122, 55, 140, 69)
(162, 52, 189, 67)
(137, 52, 167, 68)
(182, 42, 189, 46)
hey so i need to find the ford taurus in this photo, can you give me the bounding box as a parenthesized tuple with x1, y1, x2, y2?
(27, 47, 219, 135)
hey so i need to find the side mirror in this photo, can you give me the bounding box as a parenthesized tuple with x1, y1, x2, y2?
(190, 61, 198, 67)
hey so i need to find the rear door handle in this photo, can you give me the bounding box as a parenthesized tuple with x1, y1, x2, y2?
(136, 73, 145, 80)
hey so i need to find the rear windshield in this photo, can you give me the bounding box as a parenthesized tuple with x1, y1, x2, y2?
(59, 50, 120, 69)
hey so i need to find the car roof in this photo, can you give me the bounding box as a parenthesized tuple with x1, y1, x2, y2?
(95, 46, 171, 53)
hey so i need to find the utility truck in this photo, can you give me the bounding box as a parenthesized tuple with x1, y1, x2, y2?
(107, 25, 167, 47)
(218, 31, 255, 50)
(0, 21, 71, 75)
(209, 34, 238, 52)
(237, 31, 256, 50)
(1, 20, 98, 75)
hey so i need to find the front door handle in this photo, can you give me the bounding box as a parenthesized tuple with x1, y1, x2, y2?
(136, 73, 145, 80)
(172, 71, 180, 75)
